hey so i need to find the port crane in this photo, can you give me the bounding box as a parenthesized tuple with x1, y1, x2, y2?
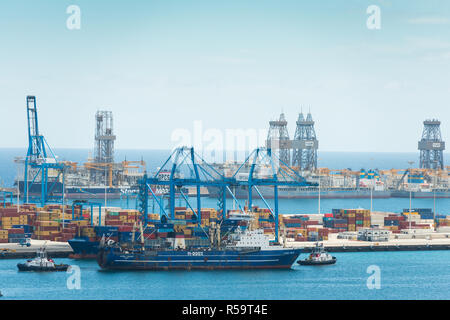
(1, 191, 13, 208)
(138, 147, 234, 227)
(23, 96, 66, 206)
(122, 160, 146, 176)
(83, 162, 114, 188)
(137, 146, 311, 243)
(231, 147, 310, 242)
(71, 200, 103, 226)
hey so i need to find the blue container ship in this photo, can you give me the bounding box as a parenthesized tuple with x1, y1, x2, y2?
(97, 228, 302, 270)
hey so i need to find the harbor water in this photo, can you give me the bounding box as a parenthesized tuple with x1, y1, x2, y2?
(1, 250, 449, 300)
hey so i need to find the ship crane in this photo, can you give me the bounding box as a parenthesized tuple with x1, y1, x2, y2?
(23, 96, 66, 206)
(396, 169, 410, 190)
(83, 162, 114, 188)
(122, 160, 147, 176)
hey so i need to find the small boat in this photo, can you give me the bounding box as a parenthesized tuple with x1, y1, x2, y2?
(297, 242, 336, 266)
(17, 247, 70, 272)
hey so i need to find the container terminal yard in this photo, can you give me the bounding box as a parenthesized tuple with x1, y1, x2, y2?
(0, 96, 448, 260)
(0, 203, 449, 259)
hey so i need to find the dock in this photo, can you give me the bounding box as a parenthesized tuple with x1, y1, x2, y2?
(0, 240, 73, 259)
(289, 237, 450, 252)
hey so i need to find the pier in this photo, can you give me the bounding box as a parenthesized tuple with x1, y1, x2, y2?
(290, 237, 450, 252)
(0, 240, 73, 259)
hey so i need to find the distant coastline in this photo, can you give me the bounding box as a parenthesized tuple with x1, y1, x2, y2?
(0, 148, 448, 188)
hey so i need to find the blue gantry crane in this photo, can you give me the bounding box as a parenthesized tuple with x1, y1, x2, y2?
(71, 200, 103, 226)
(232, 147, 310, 242)
(1, 191, 13, 208)
(23, 96, 66, 206)
(138, 147, 236, 226)
(137, 146, 311, 243)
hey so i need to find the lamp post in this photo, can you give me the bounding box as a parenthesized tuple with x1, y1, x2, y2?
(433, 160, 438, 231)
(407, 161, 414, 232)
(26, 156, 29, 204)
(317, 158, 322, 215)
(369, 157, 374, 215)
(62, 166, 66, 229)
(104, 165, 108, 208)
(15, 158, 21, 213)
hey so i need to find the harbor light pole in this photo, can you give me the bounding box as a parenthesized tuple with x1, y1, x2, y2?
(407, 161, 414, 232)
(317, 158, 321, 215)
(15, 158, 21, 213)
(433, 160, 438, 231)
(62, 166, 66, 229)
(26, 156, 29, 204)
(104, 165, 108, 209)
(370, 157, 374, 214)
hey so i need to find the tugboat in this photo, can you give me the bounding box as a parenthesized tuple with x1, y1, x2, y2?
(17, 247, 70, 272)
(297, 242, 336, 266)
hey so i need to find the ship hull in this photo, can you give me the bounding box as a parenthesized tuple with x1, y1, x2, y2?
(297, 257, 337, 265)
(207, 186, 450, 199)
(17, 263, 69, 272)
(17, 181, 126, 199)
(207, 186, 391, 199)
(68, 237, 100, 259)
(390, 191, 450, 199)
(97, 248, 301, 270)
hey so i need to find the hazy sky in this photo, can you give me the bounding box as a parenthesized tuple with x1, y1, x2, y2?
(0, 0, 449, 152)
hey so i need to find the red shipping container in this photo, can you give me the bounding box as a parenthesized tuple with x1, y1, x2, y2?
(118, 226, 133, 232)
(8, 228, 24, 234)
(36, 226, 59, 231)
(62, 233, 75, 238)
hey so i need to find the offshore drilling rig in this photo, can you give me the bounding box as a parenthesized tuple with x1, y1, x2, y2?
(266, 113, 291, 166)
(63, 109, 147, 198)
(418, 119, 445, 170)
(266, 111, 319, 171)
(292, 112, 319, 171)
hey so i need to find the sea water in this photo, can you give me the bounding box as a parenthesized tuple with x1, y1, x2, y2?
(0, 250, 449, 300)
